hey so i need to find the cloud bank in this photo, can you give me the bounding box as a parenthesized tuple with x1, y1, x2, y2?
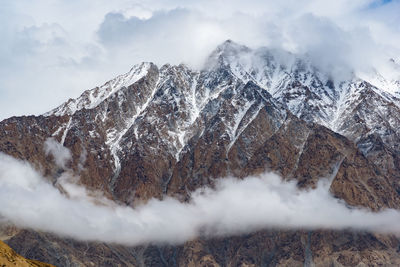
(0, 0, 400, 120)
(0, 152, 399, 246)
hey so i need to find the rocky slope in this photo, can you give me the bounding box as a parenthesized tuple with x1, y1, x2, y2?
(5, 229, 400, 267)
(0, 240, 54, 267)
(1, 40, 400, 266)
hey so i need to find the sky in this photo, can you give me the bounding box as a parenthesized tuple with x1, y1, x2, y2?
(0, 0, 399, 120)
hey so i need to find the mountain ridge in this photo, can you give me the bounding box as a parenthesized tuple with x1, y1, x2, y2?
(1, 40, 400, 266)
(43, 40, 400, 191)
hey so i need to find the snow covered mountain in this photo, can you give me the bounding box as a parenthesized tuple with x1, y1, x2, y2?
(2, 40, 400, 266)
(47, 40, 400, 179)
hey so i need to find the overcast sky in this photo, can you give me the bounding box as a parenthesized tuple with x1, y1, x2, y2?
(0, 0, 399, 120)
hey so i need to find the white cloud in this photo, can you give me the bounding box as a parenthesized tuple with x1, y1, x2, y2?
(44, 138, 71, 169)
(0, 0, 399, 120)
(0, 152, 399, 246)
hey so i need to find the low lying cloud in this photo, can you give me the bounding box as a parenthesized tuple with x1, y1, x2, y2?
(0, 152, 399, 246)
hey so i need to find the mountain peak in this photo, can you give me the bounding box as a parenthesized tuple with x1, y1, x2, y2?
(204, 40, 251, 69)
(47, 62, 156, 116)
(216, 39, 245, 50)
(214, 40, 250, 56)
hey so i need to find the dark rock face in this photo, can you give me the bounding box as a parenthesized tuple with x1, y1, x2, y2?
(5, 230, 400, 267)
(1, 41, 400, 266)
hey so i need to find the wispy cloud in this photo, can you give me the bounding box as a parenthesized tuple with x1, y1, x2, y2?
(44, 138, 71, 169)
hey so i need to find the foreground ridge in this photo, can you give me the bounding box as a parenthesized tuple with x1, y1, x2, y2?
(0, 240, 55, 267)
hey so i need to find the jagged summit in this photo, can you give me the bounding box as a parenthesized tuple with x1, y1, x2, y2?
(47, 62, 156, 116)
(47, 40, 400, 120)
(204, 39, 252, 68)
(45, 40, 400, 161)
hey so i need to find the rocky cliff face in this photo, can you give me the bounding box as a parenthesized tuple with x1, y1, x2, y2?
(1, 40, 400, 266)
